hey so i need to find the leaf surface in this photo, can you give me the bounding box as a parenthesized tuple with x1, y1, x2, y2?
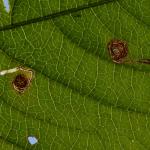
(0, 0, 150, 149)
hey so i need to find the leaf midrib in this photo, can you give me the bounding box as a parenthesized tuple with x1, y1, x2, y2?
(0, 0, 116, 31)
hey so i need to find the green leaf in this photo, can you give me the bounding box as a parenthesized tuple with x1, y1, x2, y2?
(0, 0, 150, 149)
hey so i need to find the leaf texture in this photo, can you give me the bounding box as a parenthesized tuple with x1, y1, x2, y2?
(0, 0, 150, 149)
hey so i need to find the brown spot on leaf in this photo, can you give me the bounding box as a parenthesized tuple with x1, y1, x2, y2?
(13, 74, 29, 93)
(12, 67, 33, 93)
(108, 39, 128, 63)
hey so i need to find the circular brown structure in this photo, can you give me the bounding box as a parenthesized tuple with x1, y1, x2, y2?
(107, 39, 128, 63)
(12, 74, 29, 93)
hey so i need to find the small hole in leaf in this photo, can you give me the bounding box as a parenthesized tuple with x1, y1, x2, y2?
(107, 39, 128, 63)
(28, 136, 38, 145)
(3, 0, 10, 12)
